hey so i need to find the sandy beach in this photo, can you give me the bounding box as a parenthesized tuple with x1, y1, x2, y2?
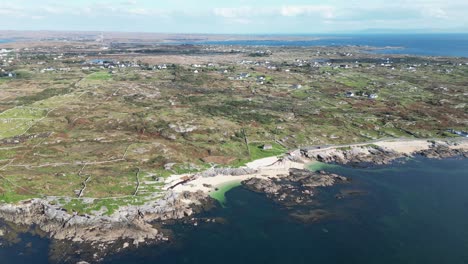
(165, 155, 306, 194)
(164, 138, 468, 196)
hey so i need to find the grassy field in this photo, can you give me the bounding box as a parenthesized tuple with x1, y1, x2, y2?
(85, 71, 113, 81)
(0, 44, 466, 214)
(0, 107, 47, 139)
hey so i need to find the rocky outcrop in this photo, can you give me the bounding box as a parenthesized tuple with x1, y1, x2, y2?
(302, 145, 403, 166)
(200, 167, 258, 177)
(242, 168, 347, 206)
(302, 140, 467, 167)
(418, 142, 468, 159)
(0, 190, 210, 246)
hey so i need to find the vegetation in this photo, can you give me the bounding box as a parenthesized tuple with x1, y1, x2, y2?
(0, 43, 466, 214)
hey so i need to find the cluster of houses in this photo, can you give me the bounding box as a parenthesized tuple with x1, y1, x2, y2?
(229, 72, 250, 80)
(0, 70, 16, 78)
(346, 91, 378, 99)
(80, 59, 175, 71)
(190, 63, 219, 73)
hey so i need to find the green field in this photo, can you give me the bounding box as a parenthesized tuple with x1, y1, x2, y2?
(0, 44, 466, 215)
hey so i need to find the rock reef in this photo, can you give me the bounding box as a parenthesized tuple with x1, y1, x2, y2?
(242, 168, 347, 206)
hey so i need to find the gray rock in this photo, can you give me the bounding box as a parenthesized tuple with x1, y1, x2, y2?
(200, 167, 257, 177)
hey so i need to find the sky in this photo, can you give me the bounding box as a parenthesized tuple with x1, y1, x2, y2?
(0, 0, 467, 34)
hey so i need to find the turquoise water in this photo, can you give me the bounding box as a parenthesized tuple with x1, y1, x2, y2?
(104, 157, 468, 264)
(1, 157, 467, 263)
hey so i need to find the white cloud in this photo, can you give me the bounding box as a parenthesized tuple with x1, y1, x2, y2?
(121, 0, 138, 5)
(213, 7, 263, 18)
(421, 7, 448, 19)
(42, 6, 67, 15)
(0, 3, 27, 17)
(1, 1, 467, 33)
(280, 5, 335, 18)
(213, 5, 335, 19)
(128, 8, 151, 15)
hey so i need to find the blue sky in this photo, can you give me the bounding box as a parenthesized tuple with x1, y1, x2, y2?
(0, 0, 467, 33)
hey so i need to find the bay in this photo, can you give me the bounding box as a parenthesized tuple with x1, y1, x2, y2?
(177, 34, 468, 58)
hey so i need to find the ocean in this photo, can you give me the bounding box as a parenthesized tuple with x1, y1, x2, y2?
(179, 34, 468, 58)
(1, 157, 467, 263)
(100, 157, 468, 264)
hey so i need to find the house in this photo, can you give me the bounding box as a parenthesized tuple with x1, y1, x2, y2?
(346, 91, 355, 97)
(1, 72, 16, 78)
(368, 94, 378, 99)
(239, 73, 250, 79)
(257, 76, 266, 84)
(157, 64, 167, 70)
(262, 144, 273, 150)
(291, 84, 302, 89)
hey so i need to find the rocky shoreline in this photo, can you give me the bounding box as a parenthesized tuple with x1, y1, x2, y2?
(302, 140, 467, 167)
(0, 138, 467, 262)
(0, 190, 213, 262)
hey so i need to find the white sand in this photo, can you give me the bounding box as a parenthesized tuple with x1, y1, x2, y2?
(166, 155, 306, 194)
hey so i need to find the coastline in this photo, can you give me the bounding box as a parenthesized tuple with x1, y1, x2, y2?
(165, 138, 468, 196)
(0, 137, 467, 261)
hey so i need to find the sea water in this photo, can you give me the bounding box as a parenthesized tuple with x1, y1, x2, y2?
(103, 156, 468, 264)
(177, 34, 468, 58)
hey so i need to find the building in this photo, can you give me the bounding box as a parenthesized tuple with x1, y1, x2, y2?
(262, 144, 273, 150)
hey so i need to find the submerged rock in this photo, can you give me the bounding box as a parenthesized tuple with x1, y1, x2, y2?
(290, 209, 333, 223)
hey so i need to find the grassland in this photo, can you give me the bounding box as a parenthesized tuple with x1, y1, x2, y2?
(0, 43, 466, 214)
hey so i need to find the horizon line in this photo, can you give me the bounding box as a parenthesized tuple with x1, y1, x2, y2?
(1, 29, 468, 36)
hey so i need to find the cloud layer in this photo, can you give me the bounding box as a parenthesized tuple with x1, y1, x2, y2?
(0, 0, 467, 33)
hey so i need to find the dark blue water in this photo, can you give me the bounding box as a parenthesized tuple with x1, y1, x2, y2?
(181, 34, 468, 58)
(104, 157, 468, 264)
(1, 157, 467, 264)
(0, 231, 50, 264)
